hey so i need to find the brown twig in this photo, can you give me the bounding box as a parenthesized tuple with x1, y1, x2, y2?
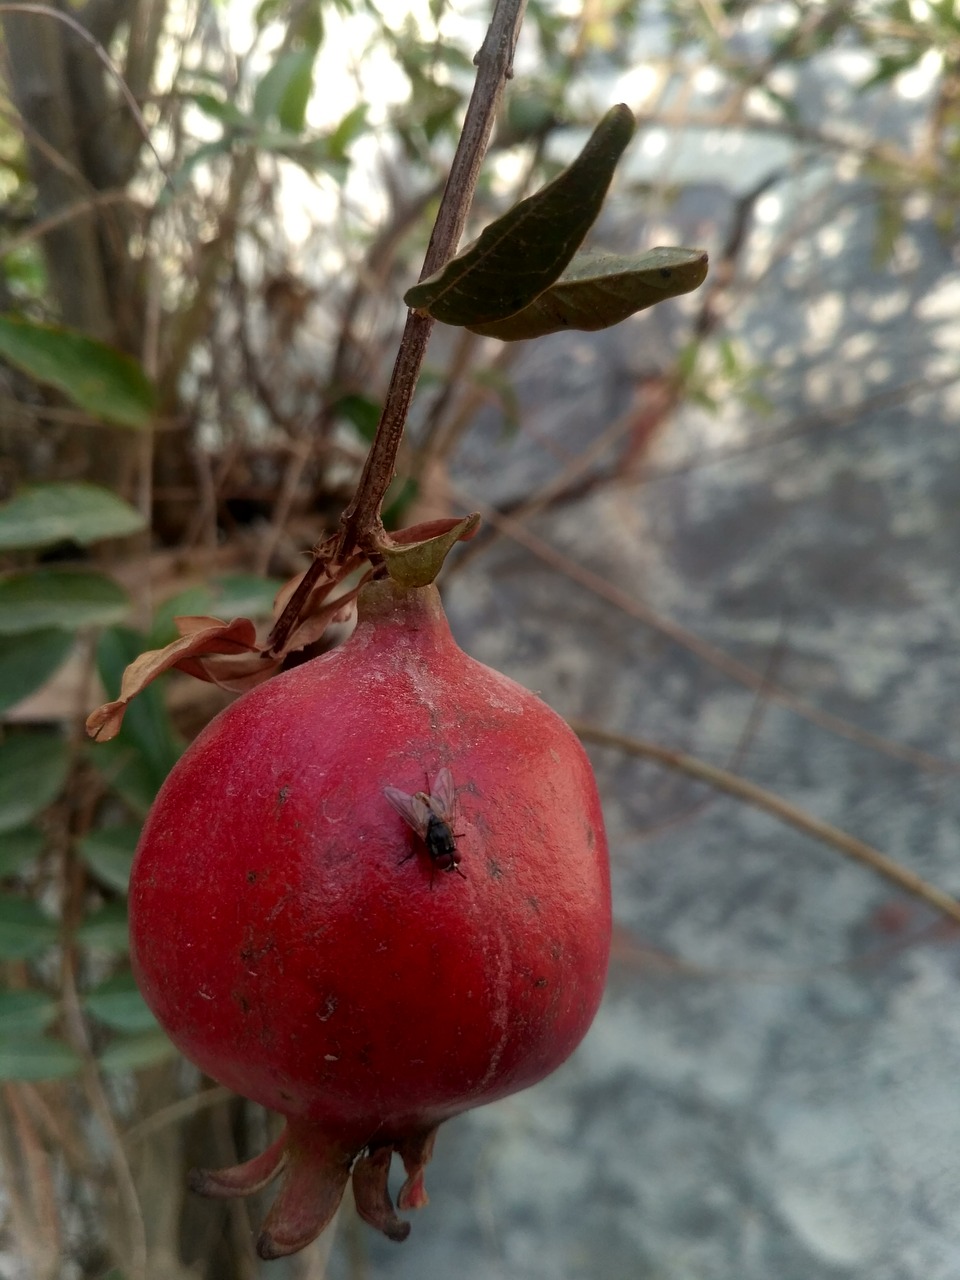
(572, 719, 960, 927)
(267, 0, 528, 654)
(336, 0, 527, 541)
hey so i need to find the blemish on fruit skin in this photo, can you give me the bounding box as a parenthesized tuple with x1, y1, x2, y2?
(247, 871, 258, 883)
(318, 996, 338, 1022)
(275, 786, 290, 812)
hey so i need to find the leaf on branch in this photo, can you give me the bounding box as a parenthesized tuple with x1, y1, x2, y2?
(0, 315, 155, 429)
(403, 104, 636, 326)
(466, 247, 709, 340)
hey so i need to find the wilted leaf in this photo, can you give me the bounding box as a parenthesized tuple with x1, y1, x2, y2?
(85, 973, 157, 1032)
(404, 104, 636, 326)
(0, 1036, 82, 1081)
(0, 629, 73, 713)
(96, 628, 183, 788)
(0, 483, 146, 551)
(0, 569, 130, 635)
(0, 315, 155, 428)
(95, 627, 175, 787)
(79, 825, 141, 893)
(0, 895, 59, 958)
(467, 247, 709, 339)
(98, 1030, 176, 1072)
(86, 617, 262, 742)
(0, 734, 69, 834)
(0, 826, 44, 877)
(0, 990, 58, 1034)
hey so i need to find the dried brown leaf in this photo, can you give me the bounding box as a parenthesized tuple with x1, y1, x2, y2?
(85, 618, 260, 742)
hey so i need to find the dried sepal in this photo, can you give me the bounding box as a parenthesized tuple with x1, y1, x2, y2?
(396, 1125, 438, 1210)
(352, 1145, 411, 1242)
(376, 513, 481, 588)
(188, 1129, 289, 1197)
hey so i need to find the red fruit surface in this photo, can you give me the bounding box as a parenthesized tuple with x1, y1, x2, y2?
(129, 578, 611, 1256)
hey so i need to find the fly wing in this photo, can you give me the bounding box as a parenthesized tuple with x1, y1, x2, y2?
(384, 785, 431, 837)
(428, 767, 456, 821)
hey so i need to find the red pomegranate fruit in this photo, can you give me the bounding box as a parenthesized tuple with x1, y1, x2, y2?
(129, 578, 611, 1257)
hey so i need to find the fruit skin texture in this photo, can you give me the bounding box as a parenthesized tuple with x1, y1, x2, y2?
(129, 578, 611, 1256)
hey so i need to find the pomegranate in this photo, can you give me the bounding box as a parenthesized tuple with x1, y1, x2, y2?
(129, 578, 611, 1257)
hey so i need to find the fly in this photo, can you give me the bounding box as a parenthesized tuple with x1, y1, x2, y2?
(384, 767, 466, 882)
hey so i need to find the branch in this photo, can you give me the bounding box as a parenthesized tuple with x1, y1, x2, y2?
(334, 0, 528, 556)
(572, 720, 960, 928)
(267, 0, 527, 652)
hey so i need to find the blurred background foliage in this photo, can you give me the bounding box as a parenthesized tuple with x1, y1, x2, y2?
(0, 0, 957, 1275)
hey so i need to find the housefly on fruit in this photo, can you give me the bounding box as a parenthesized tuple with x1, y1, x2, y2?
(384, 767, 466, 881)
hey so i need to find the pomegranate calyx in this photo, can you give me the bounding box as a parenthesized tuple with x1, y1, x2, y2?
(188, 1128, 288, 1197)
(396, 1125, 439, 1210)
(352, 1145, 412, 1242)
(255, 1130, 354, 1260)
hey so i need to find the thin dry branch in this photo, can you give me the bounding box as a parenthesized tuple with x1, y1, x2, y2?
(573, 719, 960, 927)
(450, 482, 960, 777)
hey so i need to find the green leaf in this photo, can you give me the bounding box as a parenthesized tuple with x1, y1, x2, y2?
(0, 734, 69, 834)
(0, 990, 58, 1034)
(188, 91, 252, 130)
(0, 895, 59, 958)
(0, 315, 155, 429)
(78, 825, 140, 894)
(328, 103, 369, 159)
(98, 1030, 176, 1072)
(335, 392, 381, 442)
(403, 104, 636, 326)
(0, 1036, 81, 1081)
(253, 48, 317, 133)
(0, 483, 146, 551)
(467, 247, 709, 340)
(84, 973, 157, 1032)
(0, 569, 130, 635)
(75, 902, 129, 952)
(0, 629, 73, 713)
(0, 826, 44, 877)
